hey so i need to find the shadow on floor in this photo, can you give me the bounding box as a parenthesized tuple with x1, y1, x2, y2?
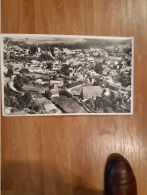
(1, 161, 104, 195)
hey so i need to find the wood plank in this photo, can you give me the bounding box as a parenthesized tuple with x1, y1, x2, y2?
(1, 190, 14, 195)
(64, 0, 85, 35)
(34, 0, 65, 34)
(40, 116, 73, 195)
(1, 117, 13, 191)
(84, 0, 94, 35)
(9, 117, 44, 195)
(18, 0, 35, 33)
(93, 0, 122, 36)
(1, 0, 19, 33)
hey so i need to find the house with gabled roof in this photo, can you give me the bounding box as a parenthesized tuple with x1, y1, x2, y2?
(81, 86, 103, 100)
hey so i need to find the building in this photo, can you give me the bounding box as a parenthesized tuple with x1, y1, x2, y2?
(81, 86, 103, 100)
(63, 48, 75, 55)
(108, 83, 122, 91)
(50, 80, 63, 89)
(31, 60, 40, 65)
(50, 89, 59, 97)
(109, 70, 118, 76)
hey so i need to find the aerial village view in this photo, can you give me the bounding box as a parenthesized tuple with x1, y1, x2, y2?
(2, 36, 133, 115)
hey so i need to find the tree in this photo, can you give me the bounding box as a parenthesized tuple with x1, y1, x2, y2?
(14, 75, 24, 91)
(123, 47, 131, 55)
(45, 90, 52, 99)
(50, 47, 55, 57)
(94, 97, 103, 110)
(29, 45, 37, 55)
(30, 101, 41, 112)
(61, 64, 70, 76)
(9, 53, 15, 59)
(94, 63, 103, 74)
(6, 67, 13, 77)
(127, 58, 131, 66)
(46, 62, 53, 70)
(4, 52, 8, 60)
(20, 68, 29, 74)
(57, 55, 65, 62)
(59, 90, 72, 98)
(21, 92, 32, 107)
(40, 43, 50, 51)
(38, 53, 54, 61)
(92, 77, 102, 86)
(4, 37, 10, 44)
(118, 72, 131, 87)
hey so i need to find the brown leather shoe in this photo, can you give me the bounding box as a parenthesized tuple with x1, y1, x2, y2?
(105, 154, 137, 195)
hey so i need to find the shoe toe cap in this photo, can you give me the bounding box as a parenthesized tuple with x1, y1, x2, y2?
(108, 159, 136, 185)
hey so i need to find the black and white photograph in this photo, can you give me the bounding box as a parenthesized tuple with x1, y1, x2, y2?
(1, 34, 134, 116)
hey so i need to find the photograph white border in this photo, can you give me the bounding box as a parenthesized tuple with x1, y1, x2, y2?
(1, 34, 134, 116)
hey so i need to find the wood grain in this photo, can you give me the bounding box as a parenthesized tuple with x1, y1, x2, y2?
(2, 191, 14, 195)
(34, 0, 65, 34)
(1, 0, 147, 195)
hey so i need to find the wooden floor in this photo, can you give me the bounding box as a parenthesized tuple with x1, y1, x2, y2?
(1, 0, 147, 195)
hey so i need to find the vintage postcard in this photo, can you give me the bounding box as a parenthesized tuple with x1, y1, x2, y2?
(1, 34, 134, 116)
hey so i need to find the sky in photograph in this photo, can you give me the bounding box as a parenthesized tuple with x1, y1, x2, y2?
(7, 37, 87, 44)
(5, 35, 132, 46)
